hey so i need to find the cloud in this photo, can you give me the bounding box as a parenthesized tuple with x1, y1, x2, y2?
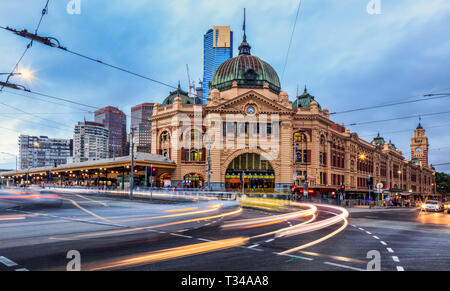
(0, 0, 449, 172)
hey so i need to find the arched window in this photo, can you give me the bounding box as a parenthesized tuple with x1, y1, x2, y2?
(159, 131, 171, 158)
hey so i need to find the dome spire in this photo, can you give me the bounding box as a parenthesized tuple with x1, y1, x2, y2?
(238, 8, 251, 55)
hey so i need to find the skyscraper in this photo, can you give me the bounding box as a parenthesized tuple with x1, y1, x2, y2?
(71, 121, 109, 163)
(202, 26, 233, 104)
(94, 106, 127, 158)
(19, 135, 73, 169)
(131, 103, 154, 154)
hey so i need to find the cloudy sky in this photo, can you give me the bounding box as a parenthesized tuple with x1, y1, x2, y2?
(0, 0, 449, 173)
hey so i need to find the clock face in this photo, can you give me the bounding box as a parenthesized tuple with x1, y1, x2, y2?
(246, 106, 256, 115)
(416, 148, 422, 153)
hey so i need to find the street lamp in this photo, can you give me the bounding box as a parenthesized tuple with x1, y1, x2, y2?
(205, 140, 213, 192)
(0, 71, 33, 80)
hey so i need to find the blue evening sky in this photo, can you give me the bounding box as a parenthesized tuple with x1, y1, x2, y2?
(0, 0, 449, 173)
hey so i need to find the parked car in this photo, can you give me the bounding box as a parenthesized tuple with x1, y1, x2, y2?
(421, 200, 444, 212)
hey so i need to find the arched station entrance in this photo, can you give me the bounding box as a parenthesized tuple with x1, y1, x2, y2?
(225, 153, 275, 193)
(183, 173, 204, 189)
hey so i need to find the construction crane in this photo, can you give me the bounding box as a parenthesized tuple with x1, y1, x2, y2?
(186, 64, 196, 97)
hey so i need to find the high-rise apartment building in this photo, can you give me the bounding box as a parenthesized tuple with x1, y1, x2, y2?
(94, 106, 127, 158)
(131, 103, 154, 154)
(202, 26, 233, 104)
(71, 121, 109, 163)
(19, 135, 73, 170)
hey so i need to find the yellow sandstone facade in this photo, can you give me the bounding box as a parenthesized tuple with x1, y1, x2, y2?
(150, 33, 435, 197)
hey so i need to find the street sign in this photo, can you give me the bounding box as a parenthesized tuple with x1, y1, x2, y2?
(376, 183, 383, 190)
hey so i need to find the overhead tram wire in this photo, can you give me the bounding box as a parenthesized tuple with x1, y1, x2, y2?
(0, 25, 179, 91)
(3, 86, 160, 127)
(0, 101, 73, 131)
(0, 0, 50, 91)
(359, 122, 450, 138)
(3, 89, 96, 113)
(281, 0, 302, 83)
(330, 94, 450, 115)
(345, 110, 450, 127)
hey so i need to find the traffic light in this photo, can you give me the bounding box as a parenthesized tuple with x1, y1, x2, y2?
(368, 176, 374, 188)
(340, 185, 345, 191)
(151, 167, 157, 177)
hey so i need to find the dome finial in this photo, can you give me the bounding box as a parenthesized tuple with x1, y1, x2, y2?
(239, 8, 251, 55)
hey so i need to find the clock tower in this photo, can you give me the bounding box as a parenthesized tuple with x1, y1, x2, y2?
(411, 122, 429, 166)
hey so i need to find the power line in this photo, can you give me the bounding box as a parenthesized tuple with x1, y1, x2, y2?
(2, 89, 95, 113)
(0, 26, 180, 92)
(0, 101, 72, 131)
(330, 94, 450, 115)
(0, 0, 50, 91)
(281, 0, 302, 83)
(359, 122, 450, 138)
(346, 110, 450, 127)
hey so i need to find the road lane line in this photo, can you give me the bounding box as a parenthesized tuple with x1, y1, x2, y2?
(197, 238, 212, 242)
(265, 239, 275, 243)
(392, 256, 400, 262)
(396, 266, 404, 271)
(358, 228, 364, 231)
(74, 194, 108, 207)
(380, 241, 387, 246)
(170, 233, 192, 239)
(372, 235, 380, 240)
(387, 248, 394, 253)
(324, 261, 365, 271)
(366, 231, 372, 235)
(0, 256, 18, 267)
(249, 244, 260, 248)
(15, 268, 28, 271)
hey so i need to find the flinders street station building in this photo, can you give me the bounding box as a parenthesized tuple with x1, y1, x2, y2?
(2, 31, 435, 200)
(150, 32, 436, 198)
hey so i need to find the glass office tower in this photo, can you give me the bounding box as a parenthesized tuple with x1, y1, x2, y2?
(202, 26, 233, 104)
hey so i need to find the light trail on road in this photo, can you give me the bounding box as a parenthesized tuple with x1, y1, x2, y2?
(85, 237, 249, 271)
(49, 208, 243, 241)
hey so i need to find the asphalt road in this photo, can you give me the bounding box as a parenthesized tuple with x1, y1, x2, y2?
(0, 189, 448, 271)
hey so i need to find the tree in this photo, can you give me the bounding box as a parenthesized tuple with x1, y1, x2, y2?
(435, 172, 450, 196)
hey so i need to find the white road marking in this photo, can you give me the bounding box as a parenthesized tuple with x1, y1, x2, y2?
(265, 239, 275, 243)
(15, 268, 28, 271)
(324, 261, 365, 271)
(358, 228, 364, 231)
(0, 256, 17, 267)
(373, 235, 380, 240)
(396, 266, 405, 271)
(380, 241, 387, 246)
(249, 244, 260, 248)
(170, 233, 192, 239)
(245, 247, 264, 252)
(392, 256, 400, 262)
(387, 248, 394, 253)
(366, 231, 372, 235)
(197, 238, 212, 242)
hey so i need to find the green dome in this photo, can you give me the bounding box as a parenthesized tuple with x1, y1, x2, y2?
(210, 34, 281, 94)
(372, 133, 385, 146)
(161, 83, 194, 106)
(292, 87, 322, 110)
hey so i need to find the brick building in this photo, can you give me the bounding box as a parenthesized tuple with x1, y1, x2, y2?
(148, 32, 435, 196)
